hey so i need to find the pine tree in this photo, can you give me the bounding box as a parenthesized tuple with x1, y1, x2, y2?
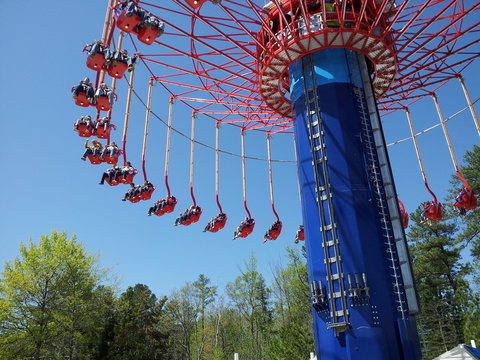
(408, 210, 472, 359)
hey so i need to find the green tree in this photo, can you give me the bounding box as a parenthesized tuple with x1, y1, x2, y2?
(165, 282, 199, 360)
(192, 274, 217, 360)
(107, 284, 169, 360)
(408, 210, 472, 359)
(264, 248, 314, 360)
(449, 145, 480, 262)
(0, 231, 109, 360)
(226, 255, 271, 360)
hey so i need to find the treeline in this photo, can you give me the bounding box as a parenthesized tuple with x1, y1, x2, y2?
(0, 232, 314, 360)
(1, 145, 479, 360)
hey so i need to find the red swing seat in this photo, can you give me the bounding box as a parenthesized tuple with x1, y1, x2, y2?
(235, 219, 255, 238)
(189, 208, 202, 224)
(294, 225, 305, 243)
(120, 170, 138, 185)
(400, 210, 409, 229)
(86, 52, 106, 71)
(127, 194, 141, 203)
(264, 221, 283, 242)
(206, 214, 228, 233)
(76, 123, 94, 137)
(137, 24, 161, 45)
(454, 188, 478, 211)
(163, 196, 177, 213)
(87, 153, 103, 165)
(74, 92, 91, 107)
(104, 152, 120, 165)
(422, 200, 443, 222)
(154, 205, 166, 216)
(141, 186, 156, 200)
(398, 200, 409, 229)
(95, 95, 111, 111)
(95, 125, 110, 139)
(107, 61, 129, 79)
(185, 0, 209, 9)
(106, 177, 121, 186)
(115, 9, 142, 33)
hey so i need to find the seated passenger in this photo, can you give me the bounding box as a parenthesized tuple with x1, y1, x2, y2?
(88, 40, 106, 56)
(263, 220, 282, 243)
(148, 199, 165, 216)
(294, 225, 305, 244)
(122, 183, 137, 201)
(119, 161, 137, 184)
(96, 116, 110, 131)
(163, 196, 177, 213)
(99, 166, 120, 185)
(454, 188, 477, 215)
(140, 15, 165, 35)
(233, 217, 255, 239)
(86, 40, 110, 70)
(74, 115, 94, 135)
(94, 83, 114, 107)
(174, 205, 202, 226)
(101, 141, 119, 160)
(422, 201, 443, 222)
(203, 213, 227, 233)
(81, 139, 103, 161)
(174, 207, 191, 226)
(119, 0, 144, 18)
(140, 181, 155, 200)
(73, 77, 95, 100)
(137, 14, 165, 44)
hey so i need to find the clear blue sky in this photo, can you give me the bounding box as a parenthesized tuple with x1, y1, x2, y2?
(0, 0, 478, 297)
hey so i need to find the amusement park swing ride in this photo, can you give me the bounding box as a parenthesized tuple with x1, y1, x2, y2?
(71, 0, 480, 358)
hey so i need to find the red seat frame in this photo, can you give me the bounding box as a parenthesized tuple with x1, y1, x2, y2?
(107, 61, 129, 79)
(76, 123, 94, 137)
(141, 186, 155, 201)
(423, 201, 443, 222)
(454, 188, 478, 211)
(86, 52, 106, 71)
(87, 153, 103, 165)
(115, 10, 142, 33)
(95, 125, 110, 139)
(74, 92, 91, 107)
(104, 152, 120, 165)
(137, 25, 160, 45)
(95, 96, 111, 111)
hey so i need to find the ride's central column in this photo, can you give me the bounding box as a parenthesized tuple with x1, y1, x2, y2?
(289, 48, 420, 360)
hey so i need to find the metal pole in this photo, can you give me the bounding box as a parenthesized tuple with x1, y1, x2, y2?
(190, 112, 197, 206)
(164, 97, 174, 196)
(141, 78, 153, 181)
(241, 130, 251, 218)
(215, 122, 223, 213)
(122, 68, 135, 165)
(432, 93, 459, 171)
(101, 0, 115, 45)
(266, 134, 279, 221)
(404, 108, 428, 183)
(458, 75, 480, 136)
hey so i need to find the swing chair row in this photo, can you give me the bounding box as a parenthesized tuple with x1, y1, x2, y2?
(402, 94, 478, 225)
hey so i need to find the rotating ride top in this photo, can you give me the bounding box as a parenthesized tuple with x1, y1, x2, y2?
(70, 0, 480, 359)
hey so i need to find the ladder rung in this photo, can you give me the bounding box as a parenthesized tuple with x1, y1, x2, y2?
(329, 291, 345, 298)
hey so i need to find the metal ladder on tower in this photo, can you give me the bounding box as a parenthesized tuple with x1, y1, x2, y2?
(302, 55, 349, 334)
(345, 50, 414, 317)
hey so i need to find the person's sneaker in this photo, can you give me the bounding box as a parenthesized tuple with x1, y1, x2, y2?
(81, 157, 86, 161)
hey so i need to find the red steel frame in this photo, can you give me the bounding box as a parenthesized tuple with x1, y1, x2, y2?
(126, 0, 480, 133)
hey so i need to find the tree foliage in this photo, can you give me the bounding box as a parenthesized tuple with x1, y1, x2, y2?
(0, 231, 109, 360)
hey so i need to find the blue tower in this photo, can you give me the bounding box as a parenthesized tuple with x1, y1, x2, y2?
(289, 48, 421, 359)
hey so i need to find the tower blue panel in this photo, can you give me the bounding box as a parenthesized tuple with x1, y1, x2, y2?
(289, 49, 421, 360)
